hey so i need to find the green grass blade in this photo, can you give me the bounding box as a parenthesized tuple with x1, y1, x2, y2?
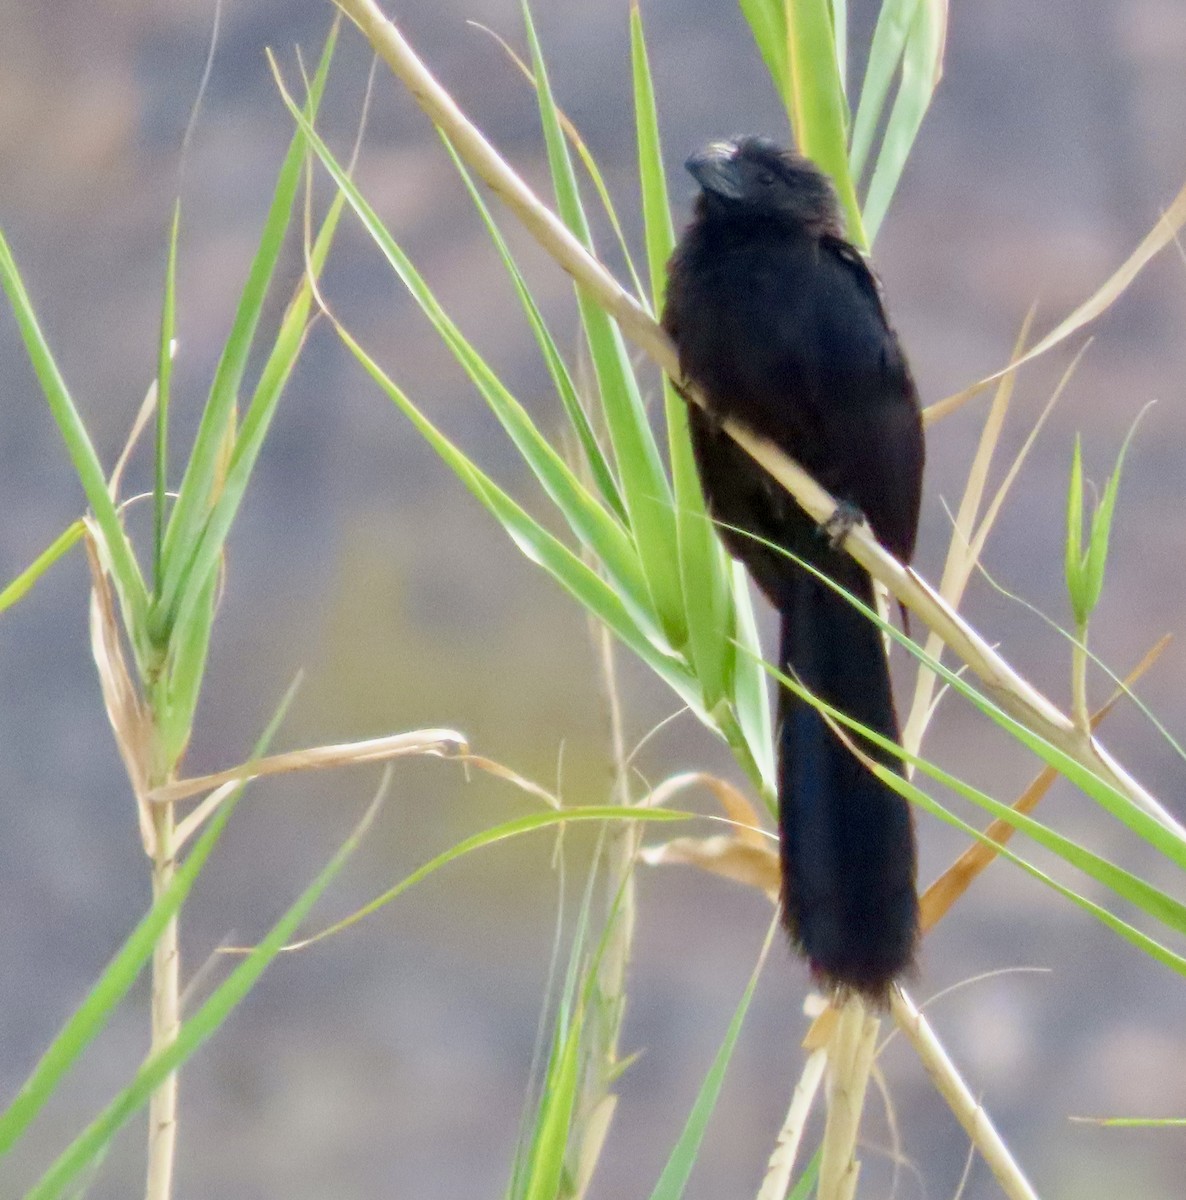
(0, 521, 85, 615)
(1066, 435, 1087, 622)
(738, 0, 789, 95)
(439, 135, 626, 522)
(631, 2, 736, 715)
(270, 80, 656, 636)
(647, 920, 775, 1200)
(859, 0, 945, 243)
(288, 806, 691, 949)
(157, 22, 338, 623)
(785, 0, 866, 248)
(155, 567, 220, 767)
(892, 763, 1186, 977)
(1084, 407, 1146, 618)
(726, 559, 776, 802)
(508, 853, 600, 1200)
(154, 202, 180, 594)
(832, 0, 848, 95)
(162, 190, 346, 662)
(631, 4, 676, 312)
(849, 0, 920, 184)
(522, 0, 686, 649)
(0, 230, 147, 649)
(522, 1009, 583, 1200)
(25, 786, 374, 1200)
(0, 785, 237, 1157)
(336, 323, 701, 708)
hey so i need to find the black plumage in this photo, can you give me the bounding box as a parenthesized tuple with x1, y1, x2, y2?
(662, 137, 925, 999)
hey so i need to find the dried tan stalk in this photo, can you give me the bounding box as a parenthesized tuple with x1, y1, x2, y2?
(889, 987, 1039, 1200)
(818, 998, 879, 1200)
(757, 1047, 828, 1200)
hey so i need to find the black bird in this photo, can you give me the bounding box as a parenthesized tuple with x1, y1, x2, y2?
(662, 136, 924, 1000)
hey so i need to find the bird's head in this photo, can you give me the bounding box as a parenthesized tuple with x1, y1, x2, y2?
(685, 137, 842, 236)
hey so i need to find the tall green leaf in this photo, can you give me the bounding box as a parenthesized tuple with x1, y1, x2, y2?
(522, 0, 687, 649)
(155, 22, 339, 634)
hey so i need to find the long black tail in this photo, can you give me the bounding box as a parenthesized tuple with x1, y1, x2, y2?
(776, 563, 918, 1000)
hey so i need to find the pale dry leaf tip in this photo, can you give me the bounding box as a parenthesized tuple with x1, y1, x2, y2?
(109, 373, 162, 501)
(151, 728, 469, 806)
(928, 174, 1186, 423)
(458, 754, 560, 807)
(641, 833, 779, 899)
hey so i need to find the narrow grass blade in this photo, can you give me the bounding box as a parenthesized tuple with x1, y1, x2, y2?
(0, 521, 85, 615)
(727, 559, 776, 802)
(861, 0, 947, 242)
(271, 74, 655, 635)
(785, 0, 866, 247)
(439, 135, 625, 521)
(850, 0, 920, 182)
(738, 0, 788, 95)
(0, 230, 147, 648)
(647, 918, 776, 1199)
(278, 805, 690, 953)
(890, 764, 1186, 977)
(25, 786, 376, 1200)
(334, 323, 700, 708)
(157, 21, 338, 626)
(522, 1006, 583, 1200)
(786, 1152, 821, 1199)
(155, 567, 220, 767)
(154, 202, 180, 594)
(470, 21, 647, 303)
(522, 0, 686, 649)
(832, 0, 848, 95)
(632, 1, 735, 712)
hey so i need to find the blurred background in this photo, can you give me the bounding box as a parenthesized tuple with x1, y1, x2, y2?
(2, 1, 1186, 1196)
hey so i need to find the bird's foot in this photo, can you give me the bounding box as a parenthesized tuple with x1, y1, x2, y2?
(821, 499, 864, 549)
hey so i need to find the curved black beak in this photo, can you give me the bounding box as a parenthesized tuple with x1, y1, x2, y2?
(685, 142, 744, 200)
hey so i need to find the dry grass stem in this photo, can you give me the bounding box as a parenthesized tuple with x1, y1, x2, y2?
(902, 311, 1035, 754)
(889, 987, 1039, 1200)
(757, 1047, 828, 1200)
(924, 183, 1186, 423)
(819, 997, 880, 1200)
(146, 799, 180, 1200)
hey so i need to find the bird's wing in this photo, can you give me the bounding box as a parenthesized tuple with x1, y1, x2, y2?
(803, 237, 924, 564)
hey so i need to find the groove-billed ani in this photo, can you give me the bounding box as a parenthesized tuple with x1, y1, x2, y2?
(662, 137, 924, 1000)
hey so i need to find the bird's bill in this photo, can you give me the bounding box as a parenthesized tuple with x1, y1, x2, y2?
(685, 142, 745, 200)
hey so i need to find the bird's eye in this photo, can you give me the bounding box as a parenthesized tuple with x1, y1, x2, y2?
(757, 171, 776, 186)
